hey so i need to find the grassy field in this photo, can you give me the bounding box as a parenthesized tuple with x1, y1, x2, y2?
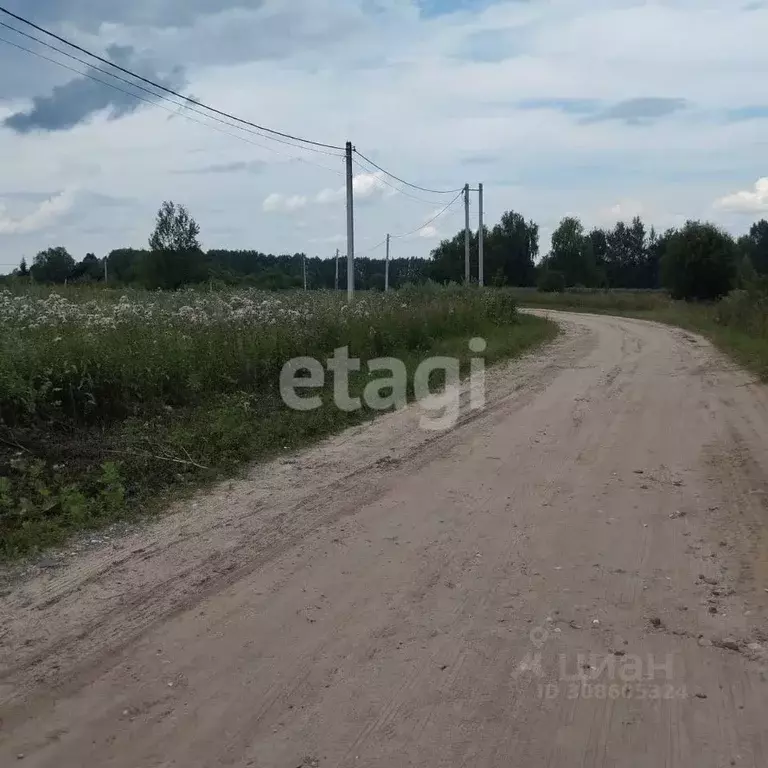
(511, 287, 768, 381)
(0, 285, 556, 559)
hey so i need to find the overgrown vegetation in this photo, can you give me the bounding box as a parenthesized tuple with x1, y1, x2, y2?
(0, 284, 555, 559)
(509, 287, 674, 313)
(5, 199, 768, 559)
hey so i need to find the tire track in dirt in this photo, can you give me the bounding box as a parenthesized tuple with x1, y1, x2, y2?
(1, 311, 768, 767)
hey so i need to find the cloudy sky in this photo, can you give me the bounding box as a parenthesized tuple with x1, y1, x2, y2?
(0, 0, 767, 271)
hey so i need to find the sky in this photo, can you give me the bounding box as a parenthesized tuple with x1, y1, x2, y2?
(0, 0, 767, 271)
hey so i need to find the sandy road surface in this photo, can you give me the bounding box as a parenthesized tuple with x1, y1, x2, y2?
(2, 311, 768, 767)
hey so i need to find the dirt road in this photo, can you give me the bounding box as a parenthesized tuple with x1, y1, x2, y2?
(2, 311, 768, 767)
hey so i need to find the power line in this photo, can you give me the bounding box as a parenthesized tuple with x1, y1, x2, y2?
(391, 189, 464, 239)
(351, 156, 449, 207)
(0, 20, 343, 158)
(0, 4, 345, 153)
(357, 190, 462, 256)
(358, 238, 387, 255)
(353, 148, 464, 196)
(0, 20, 344, 161)
(0, 21, 183, 106)
(0, 34, 344, 176)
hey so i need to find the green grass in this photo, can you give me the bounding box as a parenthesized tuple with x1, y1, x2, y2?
(0, 285, 556, 560)
(508, 287, 674, 314)
(511, 288, 768, 382)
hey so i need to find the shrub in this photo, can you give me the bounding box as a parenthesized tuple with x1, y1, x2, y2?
(537, 269, 566, 293)
(662, 221, 738, 301)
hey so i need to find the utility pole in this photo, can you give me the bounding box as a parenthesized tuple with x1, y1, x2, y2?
(103, 254, 108, 284)
(464, 183, 471, 285)
(345, 141, 355, 301)
(385, 234, 390, 292)
(478, 183, 484, 288)
(335, 248, 339, 291)
(303, 254, 307, 290)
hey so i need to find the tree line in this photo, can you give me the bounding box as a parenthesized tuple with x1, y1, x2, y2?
(537, 216, 768, 299)
(5, 201, 768, 300)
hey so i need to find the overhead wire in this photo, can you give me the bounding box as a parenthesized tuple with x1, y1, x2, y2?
(351, 157, 450, 207)
(0, 19, 344, 158)
(0, 4, 345, 152)
(0, 5, 471, 242)
(390, 189, 464, 240)
(357, 189, 463, 256)
(357, 238, 387, 255)
(353, 148, 464, 196)
(0, 33, 345, 176)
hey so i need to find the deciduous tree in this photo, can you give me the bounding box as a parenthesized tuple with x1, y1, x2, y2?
(30, 246, 75, 284)
(144, 201, 204, 290)
(661, 221, 737, 300)
(547, 217, 598, 287)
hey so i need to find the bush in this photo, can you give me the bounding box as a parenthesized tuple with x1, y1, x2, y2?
(716, 287, 768, 336)
(662, 221, 737, 301)
(537, 269, 566, 293)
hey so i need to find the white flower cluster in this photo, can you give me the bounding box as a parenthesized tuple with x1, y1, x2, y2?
(0, 288, 408, 333)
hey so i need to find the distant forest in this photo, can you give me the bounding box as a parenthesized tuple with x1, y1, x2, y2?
(5, 201, 768, 301)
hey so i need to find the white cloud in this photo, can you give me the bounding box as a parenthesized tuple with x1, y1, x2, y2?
(0, 188, 77, 235)
(315, 187, 343, 205)
(608, 200, 645, 219)
(592, 199, 647, 225)
(262, 192, 308, 213)
(353, 172, 394, 200)
(2, 0, 768, 269)
(714, 178, 768, 214)
(315, 172, 393, 205)
(418, 224, 440, 239)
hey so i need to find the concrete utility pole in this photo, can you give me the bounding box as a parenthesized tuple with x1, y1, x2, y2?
(464, 183, 471, 285)
(385, 234, 390, 292)
(478, 183, 484, 288)
(345, 141, 355, 301)
(303, 254, 307, 291)
(103, 255, 108, 284)
(335, 248, 339, 291)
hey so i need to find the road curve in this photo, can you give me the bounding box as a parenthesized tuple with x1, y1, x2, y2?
(2, 311, 768, 767)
